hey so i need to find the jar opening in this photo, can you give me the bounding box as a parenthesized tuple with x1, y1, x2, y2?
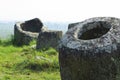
(78, 21, 111, 40)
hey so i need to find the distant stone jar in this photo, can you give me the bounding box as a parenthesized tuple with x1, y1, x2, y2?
(14, 18, 47, 46)
(36, 30, 62, 50)
(59, 17, 120, 80)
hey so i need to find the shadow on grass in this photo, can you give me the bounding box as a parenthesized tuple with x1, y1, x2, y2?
(14, 60, 59, 72)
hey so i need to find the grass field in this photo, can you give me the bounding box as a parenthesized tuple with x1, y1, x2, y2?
(0, 38, 61, 80)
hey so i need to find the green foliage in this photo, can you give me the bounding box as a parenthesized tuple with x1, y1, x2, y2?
(0, 38, 60, 80)
(0, 35, 14, 46)
(43, 47, 58, 55)
(29, 40, 36, 46)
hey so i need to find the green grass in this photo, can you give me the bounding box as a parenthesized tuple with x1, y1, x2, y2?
(0, 38, 61, 80)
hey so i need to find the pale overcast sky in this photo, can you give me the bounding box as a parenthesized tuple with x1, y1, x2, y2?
(0, 0, 120, 22)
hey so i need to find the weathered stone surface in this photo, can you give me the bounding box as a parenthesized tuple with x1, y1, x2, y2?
(36, 30, 62, 50)
(59, 17, 120, 80)
(14, 18, 47, 46)
(68, 22, 79, 29)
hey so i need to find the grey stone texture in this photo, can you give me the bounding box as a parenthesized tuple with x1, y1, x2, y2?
(14, 18, 47, 46)
(68, 22, 79, 29)
(59, 17, 120, 80)
(36, 30, 62, 50)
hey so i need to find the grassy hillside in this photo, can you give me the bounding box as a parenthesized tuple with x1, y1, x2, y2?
(0, 38, 60, 80)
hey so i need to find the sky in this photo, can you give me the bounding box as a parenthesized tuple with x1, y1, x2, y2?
(0, 0, 120, 22)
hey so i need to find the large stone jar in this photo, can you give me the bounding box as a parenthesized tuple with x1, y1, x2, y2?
(14, 18, 46, 46)
(59, 17, 120, 80)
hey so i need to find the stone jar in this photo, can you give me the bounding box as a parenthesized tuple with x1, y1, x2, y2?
(14, 18, 47, 46)
(59, 17, 120, 80)
(36, 30, 63, 50)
